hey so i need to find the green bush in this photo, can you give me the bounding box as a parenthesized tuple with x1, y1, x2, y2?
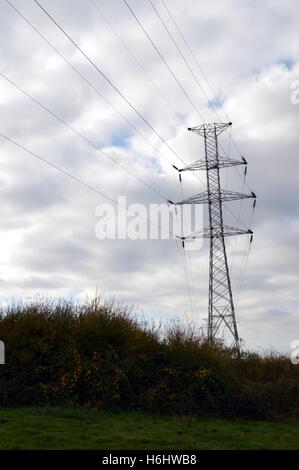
(0, 298, 298, 419)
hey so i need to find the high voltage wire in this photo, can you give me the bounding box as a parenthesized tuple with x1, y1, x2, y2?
(235, 238, 251, 310)
(31, 0, 187, 167)
(148, 0, 221, 121)
(159, 0, 254, 193)
(122, 0, 254, 314)
(0, 131, 175, 239)
(91, 0, 239, 261)
(89, 0, 217, 262)
(89, 0, 209, 213)
(4, 0, 195, 303)
(36, 0, 250, 242)
(3, 0, 177, 173)
(8, 0, 249, 216)
(160, 0, 232, 128)
(5, 0, 200, 206)
(20, 0, 234, 215)
(7, 0, 253, 223)
(4, 0, 198, 308)
(183, 248, 194, 314)
(148, 0, 238, 165)
(122, 0, 207, 124)
(176, 179, 196, 315)
(173, 210, 194, 314)
(29, 0, 218, 206)
(0, 71, 168, 202)
(161, 0, 229, 120)
(147, 0, 256, 303)
(185, 247, 197, 315)
(89, 0, 179, 119)
(235, 203, 256, 309)
(228, 202, 255, 315)
(4, 0, 254, 313)
(120, 0, 252, 231)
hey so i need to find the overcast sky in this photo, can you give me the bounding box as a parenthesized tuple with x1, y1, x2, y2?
(0, 0, 298, 352)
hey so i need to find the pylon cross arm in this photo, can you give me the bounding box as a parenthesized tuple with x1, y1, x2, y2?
(178, 156, 247, 172)
(175, 190, 255, 205)
(183, 225, 252, 239)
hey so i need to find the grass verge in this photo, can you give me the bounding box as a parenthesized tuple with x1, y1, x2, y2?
(0, 407, 298, 450)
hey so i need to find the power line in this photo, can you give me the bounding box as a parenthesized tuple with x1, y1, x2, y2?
(149, 0, 253, 194)
(5, 0, 196, 308)
(174, 209, 194, 315)
(5, 0, 203, 207)
(168, 23, 251, 304)
(122, 0, 207, 124)
(91, 0, 241, 214)
(9, 0, 245, 212)
(176, 179, 196, 315)
(6, 0, 254, 313)
(34, 0, 243, 235)
(32, 0, 252, 205)
(185, 246, 197, 315)
(89, 0, 179, 119)
(31, 0, 186, 166)
(4, 0, 177, 172)
(91, 0, 221, 207)
(183, 247, 195, 314)
(235, 204, 256, 309)
(122, 0, 246, 227)
(150, 0, 254, 199)
(161, 0, 228, 121)
(0, 131, 174, 238)
(1, 126, 193, 306)
(0, 71, 168, 202)
(120, 0, 252, 230)
(235, 238, 251, 310)
(148, 0, 221, 121)
(159, 0, 254, 193)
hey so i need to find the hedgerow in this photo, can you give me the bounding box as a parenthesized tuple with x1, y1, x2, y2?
(0, 298, 298, 419)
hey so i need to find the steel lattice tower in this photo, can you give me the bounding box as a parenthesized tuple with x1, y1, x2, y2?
(172, 123, 256, 353)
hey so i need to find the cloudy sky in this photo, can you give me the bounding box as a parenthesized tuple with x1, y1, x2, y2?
(0, 0, 298, 352)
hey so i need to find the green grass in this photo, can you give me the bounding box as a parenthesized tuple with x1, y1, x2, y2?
(0, 407, 298, 449)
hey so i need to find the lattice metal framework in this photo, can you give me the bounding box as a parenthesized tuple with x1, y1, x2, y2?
(172, 123, 256, 353)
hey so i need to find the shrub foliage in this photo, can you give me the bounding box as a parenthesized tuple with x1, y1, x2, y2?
(0, 298, 298, 419)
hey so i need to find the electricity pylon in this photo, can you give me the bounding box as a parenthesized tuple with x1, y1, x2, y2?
(171, 123, 256, 354)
